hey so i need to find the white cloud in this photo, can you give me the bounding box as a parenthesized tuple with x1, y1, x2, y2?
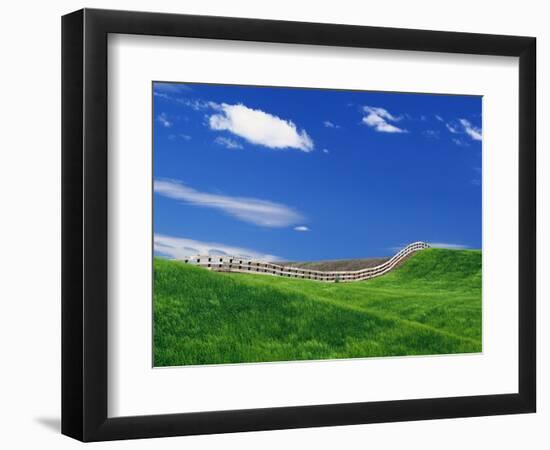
(214, 136, 243, 149)
(209, 103, 314, 152)
(157, 112, 172, 128)
(153, 92, 172, 100)
(154, 89, 218, 111)
(362, 106, 407, 133)
(154, 179, 305, 228)
(459, 119, 482, 141)
(323, 120, 340, 129)
(154, 234, 280, 261)
(427, 242, 468, 249)
(322, 149, 329, 154)
(179, 98, 219, 111)
(153, 84, 197, 104)
(180, 134, 192, 141)
(294, 226, 310, 232)
(435, 115, 444, 122)
(446, 122, 459, 134)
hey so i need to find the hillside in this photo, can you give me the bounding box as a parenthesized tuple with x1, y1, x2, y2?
(154, 249, 482, 367)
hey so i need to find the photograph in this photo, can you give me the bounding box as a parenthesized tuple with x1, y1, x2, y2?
(1, 0, 542, 446)
(152, 82, 483, 367)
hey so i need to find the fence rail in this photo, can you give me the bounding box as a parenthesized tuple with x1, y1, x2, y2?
(180, 241, 430, 283)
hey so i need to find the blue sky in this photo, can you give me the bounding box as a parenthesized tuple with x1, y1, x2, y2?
(153, 82, 482, 262)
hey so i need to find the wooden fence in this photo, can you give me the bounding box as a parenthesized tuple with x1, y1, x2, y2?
(181, 241, 430, 283)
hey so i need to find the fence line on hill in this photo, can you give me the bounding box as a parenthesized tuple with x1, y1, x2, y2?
(180, 241, 430, 283)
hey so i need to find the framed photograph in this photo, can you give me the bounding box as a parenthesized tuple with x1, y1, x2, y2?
(61, 8, 536, 441)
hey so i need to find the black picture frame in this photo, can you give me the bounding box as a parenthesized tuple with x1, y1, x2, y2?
(62, 8, 536, 442)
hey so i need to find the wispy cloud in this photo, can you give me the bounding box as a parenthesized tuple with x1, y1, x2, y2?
(169, 133, 192, 142)
(153, 86, 217, 111)
(154, 179, 305, 228)
(446, 122, 459, 134)
(445, 118, 482, 143)
(362, 106, 407, 133)
(435, 115, 444, 122)
(323, 120, 340, 129)
(428, 242, 468, 249)
(322, 148, 330, 154)
(179, 98, 219, 111)
(214, 136, 243, 149)
(153, 84, 193, 102)
(209, 103, 314, 152)
(153, 92, 172, 100)
(154, 234, 280, 261)
(154, 83, 193, 94)
(157, 112, 172, 128)
(294, 226, 310, 232)
(459, 119, 482, 141)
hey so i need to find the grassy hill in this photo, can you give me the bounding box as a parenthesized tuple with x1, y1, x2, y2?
(154, 249, 481, 367)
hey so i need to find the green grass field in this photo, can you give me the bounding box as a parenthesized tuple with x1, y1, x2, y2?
(154, 249, 481, 366)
